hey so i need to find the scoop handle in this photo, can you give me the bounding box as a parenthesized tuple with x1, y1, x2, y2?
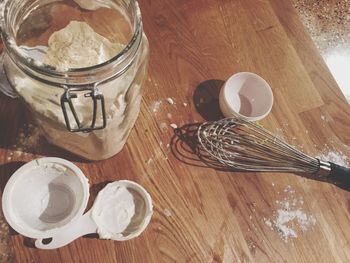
(35, 210, 97, 250)
(328, 162, 350, 186)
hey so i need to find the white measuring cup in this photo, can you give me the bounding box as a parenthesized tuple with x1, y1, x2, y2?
(35, 180, 153, 249)
(2, 158, 90, 239)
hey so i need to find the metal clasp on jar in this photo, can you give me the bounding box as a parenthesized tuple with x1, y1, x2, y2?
(61, 84, 107, 133)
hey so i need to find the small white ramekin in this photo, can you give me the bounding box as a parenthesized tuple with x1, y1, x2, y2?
(219, 72, 274, 121)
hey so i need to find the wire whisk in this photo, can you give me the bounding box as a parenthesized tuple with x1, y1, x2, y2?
(197, 118, 350, 185)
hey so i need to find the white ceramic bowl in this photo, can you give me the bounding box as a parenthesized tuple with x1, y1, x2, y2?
(2, 157, 89, 239)
(219, 72, 274, 121)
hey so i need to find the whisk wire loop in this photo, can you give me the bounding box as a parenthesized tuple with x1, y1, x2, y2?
(198, 118, 320, 173)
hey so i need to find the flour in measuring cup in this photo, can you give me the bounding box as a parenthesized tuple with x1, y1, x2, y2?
(91, 185, 136, 239)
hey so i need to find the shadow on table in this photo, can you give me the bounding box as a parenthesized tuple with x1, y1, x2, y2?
(0, 161, 26, 241)
(193, 79, 225, 121)
(0, 93, 89, 163)
(171, 123, 350, 192)
(0, 162, 25, 193)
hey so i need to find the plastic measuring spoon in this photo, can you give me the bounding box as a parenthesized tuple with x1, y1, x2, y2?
(35, 180, 153, 249)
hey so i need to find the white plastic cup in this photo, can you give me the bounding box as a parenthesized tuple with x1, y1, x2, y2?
(219, 72, 274, 121)
(2, 157, 90, 239)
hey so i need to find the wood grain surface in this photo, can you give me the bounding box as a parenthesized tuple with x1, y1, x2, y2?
(1, 0, 350, 262)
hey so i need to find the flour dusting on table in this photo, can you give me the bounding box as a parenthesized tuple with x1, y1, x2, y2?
(316, 149, 349, 167)
(167, 97, 175, 105)
(264, 186, 316, 242)
(151, 100, 163, 113)
(163, 208, 172, 217)
(7, 123, 45, 161)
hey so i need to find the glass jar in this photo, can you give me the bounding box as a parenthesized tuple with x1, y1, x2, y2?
(0, 0, 149, 160)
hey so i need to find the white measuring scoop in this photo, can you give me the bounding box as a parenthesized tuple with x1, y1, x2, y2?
(2, 158, 90, 240)
(35, 180, 153, 249)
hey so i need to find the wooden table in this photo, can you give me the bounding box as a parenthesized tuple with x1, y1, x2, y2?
(1, 0, 350, 262)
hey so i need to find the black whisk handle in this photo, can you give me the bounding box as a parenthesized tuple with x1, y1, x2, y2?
(328, 162, 350, 187)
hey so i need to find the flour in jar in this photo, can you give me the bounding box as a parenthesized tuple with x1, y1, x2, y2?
(7, 20, 147, 160)
(44, 21, 124, 71)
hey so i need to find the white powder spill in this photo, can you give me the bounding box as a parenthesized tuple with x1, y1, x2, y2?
(17, 124, 43, 149)
(264, 186, 316, 242)
(167, 98, 175, 105)
(265, 220, 272, 228)
(320, 114, 331, 122)
(183, 102, 188, 107)
(151, 100, 163, 113)
(150, 97, 178, 114)
(163, 208, 172, 217)
(267, 123, 349, 170)
(316, 149, 349, 167)
(170, 123, 178, 129)
(248, 243, 256, 250)
(274, 127, 286, 141)
(159, 123, 168, 132)
(8, 124, 45, 159)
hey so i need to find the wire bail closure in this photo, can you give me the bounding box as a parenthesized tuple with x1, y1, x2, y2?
(61, 85, 107, 133)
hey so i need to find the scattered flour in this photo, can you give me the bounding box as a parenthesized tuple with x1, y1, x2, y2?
(274, 127, 286, 141)
(150, 97, 177, 114)
(264, 186, 316, 242)
(14, 124, 44, 153)
(170, 123, 178, 129)
(163, 208, 172, 217)
(167, 98, 175, 105)
(316, 149, 349, 167)
(320, 114, 331, 122)
(159, 122, 168, 132)
(6, 123, 44, 161)
(265, 219, 272, 228)
(151, 100, 163, 113)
